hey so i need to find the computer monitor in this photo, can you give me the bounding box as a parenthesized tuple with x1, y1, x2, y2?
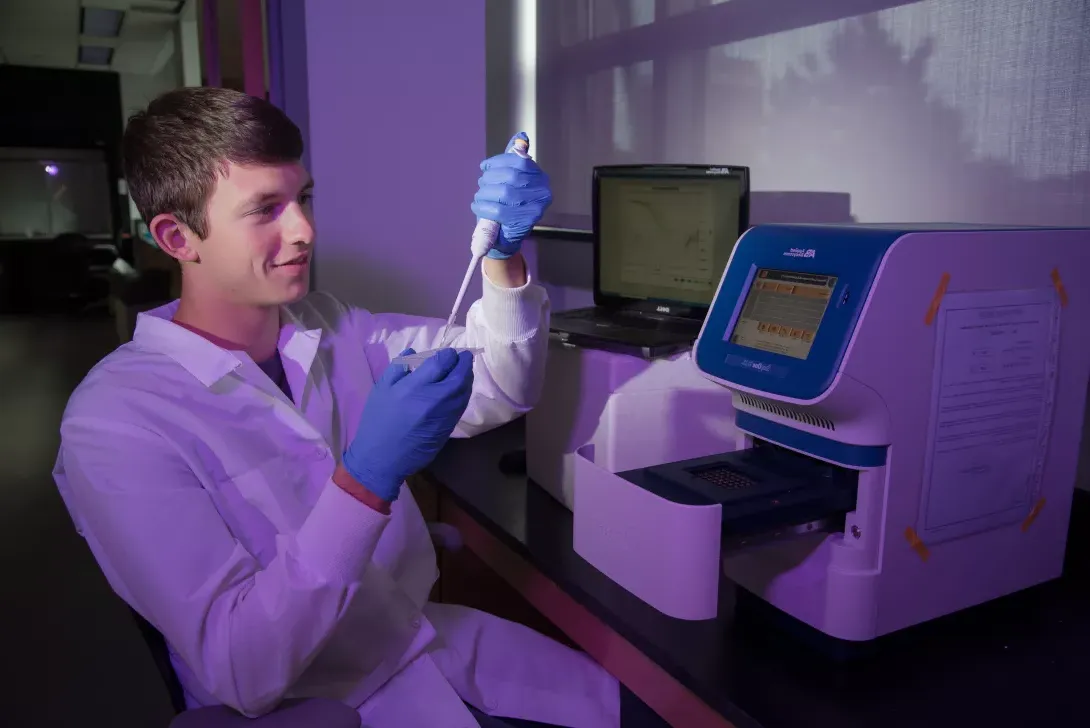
(593, 165, 749, 316)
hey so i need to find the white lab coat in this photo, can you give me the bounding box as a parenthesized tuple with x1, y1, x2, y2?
(53, 270, 620, 728)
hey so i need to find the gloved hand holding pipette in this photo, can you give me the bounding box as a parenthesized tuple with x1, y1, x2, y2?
(471, 132, 552, 259)
(432, 133, 552, 346)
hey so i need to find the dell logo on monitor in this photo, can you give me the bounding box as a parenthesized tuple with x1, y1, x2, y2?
(784, 247, 817, 258)
(656, 305, 671, 314)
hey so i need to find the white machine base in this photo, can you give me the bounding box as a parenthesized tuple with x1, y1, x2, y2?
(526, 343, 738, 511)
(572, 446, 722, 621)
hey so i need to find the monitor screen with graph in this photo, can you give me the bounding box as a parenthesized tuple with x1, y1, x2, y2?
(595, 166, 747, 308)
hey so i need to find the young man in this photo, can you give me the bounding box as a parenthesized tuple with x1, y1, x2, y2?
(52, 87, 619, 727)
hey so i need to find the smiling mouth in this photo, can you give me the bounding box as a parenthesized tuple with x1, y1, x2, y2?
(274, 254, 309, 267)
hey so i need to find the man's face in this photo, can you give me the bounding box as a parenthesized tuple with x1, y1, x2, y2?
(192, 161, 315, 307)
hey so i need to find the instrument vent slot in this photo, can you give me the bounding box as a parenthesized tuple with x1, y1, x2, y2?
(736, 392, 835, 431)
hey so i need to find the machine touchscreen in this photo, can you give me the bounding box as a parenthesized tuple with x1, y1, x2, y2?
(726, 269, 838, 360)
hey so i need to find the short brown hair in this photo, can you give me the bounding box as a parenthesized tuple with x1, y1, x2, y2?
(123, 87, 304, 239)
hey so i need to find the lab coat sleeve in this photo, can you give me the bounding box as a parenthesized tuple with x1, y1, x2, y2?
(57, 415, 391, 717)
(341, 263, 550, 438)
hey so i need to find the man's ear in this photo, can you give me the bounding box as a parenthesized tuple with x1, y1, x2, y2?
(148, 213, 200, 263)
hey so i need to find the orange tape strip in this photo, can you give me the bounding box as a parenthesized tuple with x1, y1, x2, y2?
(1021, 497, 1047, 532)
(924, 273, 951, 325)
(904, 526, 930, 562)
(1051, 268, 1069, 307)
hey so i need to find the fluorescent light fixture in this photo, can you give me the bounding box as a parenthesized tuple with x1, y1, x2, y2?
(81, 7, 125, 38)
(78, 45, 114, 65)
(513, 0, 537, 156)
(131, 1, 185, 14)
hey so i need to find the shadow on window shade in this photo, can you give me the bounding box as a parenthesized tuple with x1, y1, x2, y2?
(0, 148, 112, 238)
(535, 0, 1090, 230)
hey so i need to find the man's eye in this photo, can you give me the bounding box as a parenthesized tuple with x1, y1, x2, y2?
(255, 204, 278, 216)
(299, 193, 314, 205)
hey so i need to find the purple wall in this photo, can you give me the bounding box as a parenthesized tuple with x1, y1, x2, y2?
(304, 0, 488, 319)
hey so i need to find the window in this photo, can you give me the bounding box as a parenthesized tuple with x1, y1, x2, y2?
(0, 148, 112, 238)
(518, 0, 1090, 231)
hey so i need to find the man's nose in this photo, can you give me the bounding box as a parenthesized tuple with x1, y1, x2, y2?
(284, 201, 315, 244)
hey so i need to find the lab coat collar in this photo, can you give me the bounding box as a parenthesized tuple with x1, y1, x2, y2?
(278, 304, 324, 378)
(133, 300, 325, 388)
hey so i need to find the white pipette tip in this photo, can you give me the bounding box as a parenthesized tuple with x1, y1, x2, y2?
(440, 253, 480, 344)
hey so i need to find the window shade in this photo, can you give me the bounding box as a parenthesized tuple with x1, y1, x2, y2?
(534, 0, 1090, 231)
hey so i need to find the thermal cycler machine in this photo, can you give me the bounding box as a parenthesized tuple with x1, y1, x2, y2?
(572, 223, 1089, 641)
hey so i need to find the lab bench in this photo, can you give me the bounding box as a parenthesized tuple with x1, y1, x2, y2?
(417, 419, 1090, 728)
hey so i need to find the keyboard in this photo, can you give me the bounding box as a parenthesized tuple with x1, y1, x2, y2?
(566, 308, 699, 332)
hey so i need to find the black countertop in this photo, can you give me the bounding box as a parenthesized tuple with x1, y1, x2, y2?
(429, 420, 1090, 728)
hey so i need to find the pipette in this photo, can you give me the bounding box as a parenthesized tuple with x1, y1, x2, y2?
(439, 136, 531, 346)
